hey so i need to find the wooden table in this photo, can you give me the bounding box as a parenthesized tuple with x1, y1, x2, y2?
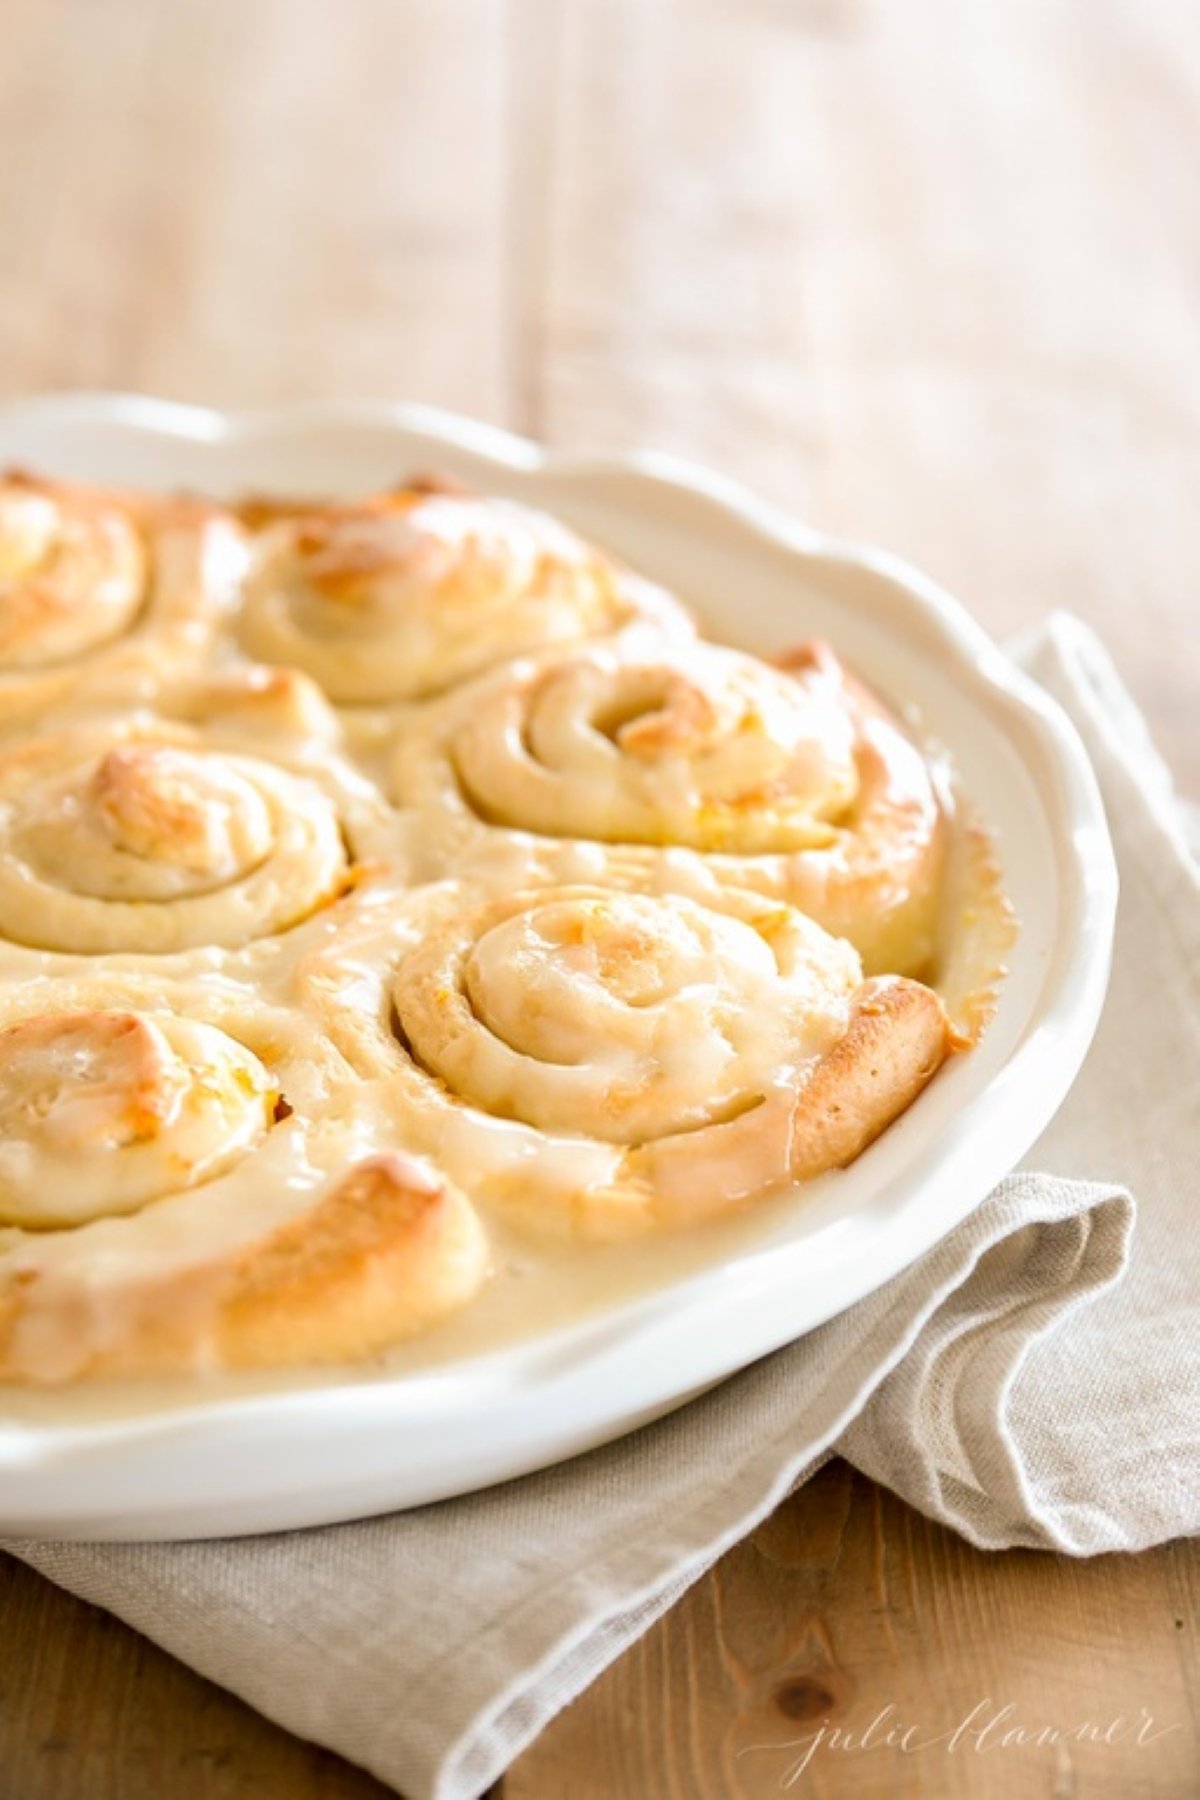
(0, 1, 1196, 1794)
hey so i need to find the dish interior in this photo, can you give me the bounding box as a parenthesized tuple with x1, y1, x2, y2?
(0, 402, 1112, 1538)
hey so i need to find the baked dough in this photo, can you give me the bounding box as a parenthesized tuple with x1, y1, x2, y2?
(0, 978, 489, 1379)
(0, 471, 246, 728)
(238, 480, 694, 704)
(0, 694, 395, 955)
(300, 879, 953, 1240)
(0, 469, 997, 1381)
(390, 635, 947, 974)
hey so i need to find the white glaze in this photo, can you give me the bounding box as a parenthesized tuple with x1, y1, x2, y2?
(0, 400, 1115, 1536)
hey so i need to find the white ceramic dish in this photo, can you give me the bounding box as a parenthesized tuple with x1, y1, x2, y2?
(0, 395, 1116, 1540)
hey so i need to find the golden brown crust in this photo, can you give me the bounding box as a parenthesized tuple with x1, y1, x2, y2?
(626, 982, 954, 1230)
(214, 1155, 489, 1369)
(786, 975, 953, 1179)
(0, 1156, 489, 1381)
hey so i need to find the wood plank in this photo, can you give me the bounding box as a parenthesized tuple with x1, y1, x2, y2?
(535, 0, 1200, 788)
(0, 0, 510, 418)
(0, 1550, 394, 1798)
(509, 1461, 1200, 1799)
(3, 1465, 1194, 1798)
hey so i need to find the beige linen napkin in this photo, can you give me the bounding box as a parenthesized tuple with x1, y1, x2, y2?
(8, 615, 1197, 1800)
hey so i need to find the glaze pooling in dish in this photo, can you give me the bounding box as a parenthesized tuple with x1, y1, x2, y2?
(0, 470, 1009, 1383)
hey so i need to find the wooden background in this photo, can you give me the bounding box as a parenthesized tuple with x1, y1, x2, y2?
(0, 0, 1197, 1794)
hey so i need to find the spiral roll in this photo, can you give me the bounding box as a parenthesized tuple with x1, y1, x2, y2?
(301, 880, 953, 1239)
(0, 713, 378, 955)
(0, 471, 246, 727)
(239, 482, 693, 705)
(0, 977, 489, 1379)
(391, 636, 947, 975)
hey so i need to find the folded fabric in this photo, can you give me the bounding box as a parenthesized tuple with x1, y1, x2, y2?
(8, 615, 1197, 1800)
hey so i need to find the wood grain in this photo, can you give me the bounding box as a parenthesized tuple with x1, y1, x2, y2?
(0, 1551, 395, 1798)
(0, 0, 1197, 1795)
(534, 0, 1200, 789)
(1, 1465, 1196, 1797)
(0, 0, 510, 416)
(511, 1463, 1200, 1799)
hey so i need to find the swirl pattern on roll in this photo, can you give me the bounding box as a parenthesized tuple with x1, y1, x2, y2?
(302, 880, 953, 1239)
(0, 472, 246, 726)
(0, 1009, 276, 1228)
(0, 717, 366, 954)
(0, 978, 489, 1379)
(239, 482, 693, 704)
(0, 465, 1006, 1381)
(391, 637, 947, 975)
